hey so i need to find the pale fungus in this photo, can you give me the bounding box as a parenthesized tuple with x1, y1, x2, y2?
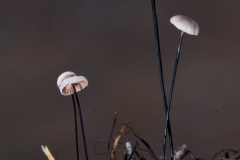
(57, 71, 89, 160)
(162, 15, 200, 159)
(57, 71, 75, 87)
(57, 71, 88, 96)
(170, 15, 199, 36)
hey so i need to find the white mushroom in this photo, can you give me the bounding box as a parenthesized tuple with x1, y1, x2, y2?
(57, 71, 88, 96)
(170, 15, 199, 36)
(56, 71, 89, 160)
(162, 15, 200, 159)
(57, 71, 76, 87)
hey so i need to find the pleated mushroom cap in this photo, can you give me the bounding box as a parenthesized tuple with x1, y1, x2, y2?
(170, 15, 199, 36)
(57, 71, 76, 87)
(57, 71, 88, 96)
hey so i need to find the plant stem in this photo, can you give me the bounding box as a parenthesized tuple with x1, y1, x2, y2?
(150, 0, 174, 159)
(163, 31, 184, 160)
(73, 85, 89, 160)
(105, 112, 117, 160)
(71, 94, 80, 160)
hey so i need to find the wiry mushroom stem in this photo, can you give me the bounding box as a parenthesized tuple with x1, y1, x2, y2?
(71, 94, 80, 160)
(72, 85, 89, 160)
(150, 0, 174, 159)
(163, 31, 184, 159)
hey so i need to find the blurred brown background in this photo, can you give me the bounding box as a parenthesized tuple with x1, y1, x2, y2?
(0, 0, 240, 159)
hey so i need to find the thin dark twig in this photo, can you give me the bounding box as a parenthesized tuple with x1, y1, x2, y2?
(106, 112, 117, 160)
(71, 95, 80, 160)
(73, 85, 89, 160)
(123, 126, 149, 153)
(211, 149, 240, 160)
(137, 143, 152, 154)
(125, 126, 135, 134)
(211, 149, 225, 160)
(94, 138, 109, 155)
(134, 150, 147, 160)
(163, 31, 184, 159)
(133, 133, 158, 160)
(151, 0, 167, 116)
(136, 140, 162, 159)
(150, 0, 174, 159)
(184, 148, 196, 160)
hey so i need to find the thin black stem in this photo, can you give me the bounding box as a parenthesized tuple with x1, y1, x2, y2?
(184, 148, 196, 160)
(163, 31, 184, 159)
(150, 0, 174, 159)
(105, 112, 117, 160)
(73, 85, 89, 160)
(71, 94, 80, 160)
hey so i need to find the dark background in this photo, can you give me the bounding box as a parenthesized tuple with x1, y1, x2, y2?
(0, 0, 240, 159)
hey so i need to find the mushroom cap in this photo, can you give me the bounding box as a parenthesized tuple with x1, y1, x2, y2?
(57, 71, 76, 87)
(170, 15, 199, 36)
(57, 71, 88, 96)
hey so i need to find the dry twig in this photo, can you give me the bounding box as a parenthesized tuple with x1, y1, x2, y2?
(41, 145, 55, 160)
(110, 121, 129, 160)
(174, 144, 188, 160)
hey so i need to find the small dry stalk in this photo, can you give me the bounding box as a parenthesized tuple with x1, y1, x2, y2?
(110, 121, 129, 160)
(174, 144, 188, 160)
(41, 145, 55, 160)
